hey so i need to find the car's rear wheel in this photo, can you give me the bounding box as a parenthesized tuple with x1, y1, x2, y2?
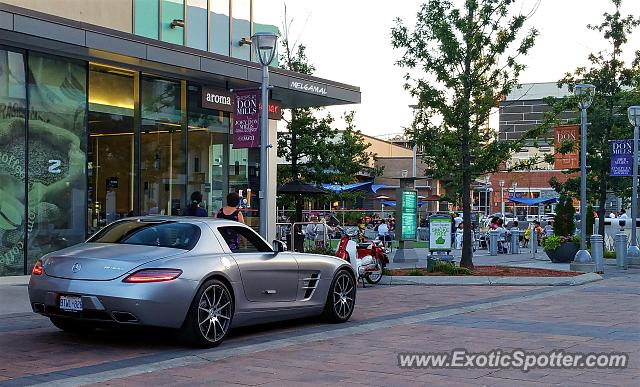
(178, 279, 234, 348)
(322, 270, 356, 323)
(49, 316, 95, 333)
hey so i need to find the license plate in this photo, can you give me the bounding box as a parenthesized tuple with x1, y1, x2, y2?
(59, 296, 82, 312)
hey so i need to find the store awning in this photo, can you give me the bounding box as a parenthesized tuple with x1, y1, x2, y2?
(507, 197, 559, 205)
(322, 182, 387, 193)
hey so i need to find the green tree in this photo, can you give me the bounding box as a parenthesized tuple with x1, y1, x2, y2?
(278, 16, 379, 221)
(391, 0, 540, 268)
(553, 0, 640, 235)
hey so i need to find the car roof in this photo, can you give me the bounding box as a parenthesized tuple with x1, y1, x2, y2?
(123, 216, 247, 228)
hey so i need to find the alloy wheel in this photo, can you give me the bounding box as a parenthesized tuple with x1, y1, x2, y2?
(197, 283, 232, 343)
(332, 272, 355, 319)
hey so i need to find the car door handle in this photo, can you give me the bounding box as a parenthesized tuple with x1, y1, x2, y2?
(263, 290, 277, 294)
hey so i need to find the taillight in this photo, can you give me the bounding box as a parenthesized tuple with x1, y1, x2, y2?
(32, 260, 43, 276)
(123, 269, 182, 283)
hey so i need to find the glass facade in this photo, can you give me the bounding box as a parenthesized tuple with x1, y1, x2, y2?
(0, 45, 278, 275)
(133, 0, 279, 65)
(140, 76, 185, 216)
(27, 53, 88, 271)
(186, 0, 208, 50)
(134, 0, 160, 39)
(87, 64, 136, 234)
(0, 48, 26, 276)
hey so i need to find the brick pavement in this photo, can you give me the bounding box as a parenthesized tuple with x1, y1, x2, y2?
(0, 269, 638, 386)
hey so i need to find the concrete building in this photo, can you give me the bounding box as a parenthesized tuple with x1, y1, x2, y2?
(0, 1, 360, 276)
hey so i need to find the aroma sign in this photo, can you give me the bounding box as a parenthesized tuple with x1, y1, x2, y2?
(202, 86, 282, 120)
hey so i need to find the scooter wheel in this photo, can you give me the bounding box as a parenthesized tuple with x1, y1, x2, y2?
(365, 261, 383, 284)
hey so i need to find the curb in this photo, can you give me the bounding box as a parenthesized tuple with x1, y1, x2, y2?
(379, 272, 603, 286)
(0, 275, 30, 286)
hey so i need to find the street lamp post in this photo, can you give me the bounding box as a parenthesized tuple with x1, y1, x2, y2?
(499, 180, 505, 218)
(627, 106, 640, 262)
(252, 32, 278, 240)
(512, 182, 518, 219)
(572, 84, 596, 271)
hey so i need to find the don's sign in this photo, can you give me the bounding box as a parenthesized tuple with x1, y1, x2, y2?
(232, 90, 261, 148)
(610, 139, 632, 177)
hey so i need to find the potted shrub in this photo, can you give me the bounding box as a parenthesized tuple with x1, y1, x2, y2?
(541, 196, 579, 263)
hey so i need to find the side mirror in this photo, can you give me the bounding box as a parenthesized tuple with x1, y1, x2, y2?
(272, 240, 286, 253)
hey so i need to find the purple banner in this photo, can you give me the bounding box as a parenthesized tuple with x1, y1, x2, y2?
(232, 90, 261, 148)
(610, 139, 633, 176)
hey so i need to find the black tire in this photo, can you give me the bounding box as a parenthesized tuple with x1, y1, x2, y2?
(365, 260, 383, 284)
(178, 279, 234, 348)
(322, 270, 356, 323)
(49, 316, 95, 333)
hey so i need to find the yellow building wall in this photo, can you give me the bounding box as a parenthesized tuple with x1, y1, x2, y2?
(2, 0, 133, 33)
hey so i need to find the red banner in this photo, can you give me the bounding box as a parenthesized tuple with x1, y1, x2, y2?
(232, 90, 261, 149)
(554, 125, 579, 170)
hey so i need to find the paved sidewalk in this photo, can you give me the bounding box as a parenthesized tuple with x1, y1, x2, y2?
(389, 248, 573, 271)
(1, 268, 636, 386)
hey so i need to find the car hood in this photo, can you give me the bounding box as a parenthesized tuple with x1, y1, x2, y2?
(42, 243, 186, 281)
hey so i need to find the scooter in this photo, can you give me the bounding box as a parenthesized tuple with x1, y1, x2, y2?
(335, 229, 387, 285)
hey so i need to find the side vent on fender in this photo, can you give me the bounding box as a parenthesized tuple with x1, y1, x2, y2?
(302, 273, 320, 300)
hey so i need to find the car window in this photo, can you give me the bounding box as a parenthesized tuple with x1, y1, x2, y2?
(217, 226, 272, 253)
(88, 220, 200, 250)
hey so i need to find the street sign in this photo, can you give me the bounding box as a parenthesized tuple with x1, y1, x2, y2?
(400, 190, 417, 240)
(429, 215, 452, 252)
(610, 139, 632, 177)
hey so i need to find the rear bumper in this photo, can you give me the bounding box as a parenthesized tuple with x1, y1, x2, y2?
(28, 274, 198, 329)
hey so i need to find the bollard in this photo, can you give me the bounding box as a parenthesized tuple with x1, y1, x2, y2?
(489, 229, 498, 256)
(530, 224, 538, 255)
(615, 232, 628, 270)
(510, 227, 520, 254)
(590, 234, 604, 273)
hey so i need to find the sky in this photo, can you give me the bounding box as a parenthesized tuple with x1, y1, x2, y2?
(253, 0, 640, 138)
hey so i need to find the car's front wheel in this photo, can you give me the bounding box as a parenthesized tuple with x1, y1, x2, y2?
(178, 279, 234, 348)
(322, 270, 356, 323)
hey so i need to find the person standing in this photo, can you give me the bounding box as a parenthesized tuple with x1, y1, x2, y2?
(377, 219, 392, 252)
(454, 213, 463, 228)
(184, 191, 208, 217)
(216, 192, 245, 251)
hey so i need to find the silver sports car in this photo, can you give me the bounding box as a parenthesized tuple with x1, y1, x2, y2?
(28, 217, 357, 347)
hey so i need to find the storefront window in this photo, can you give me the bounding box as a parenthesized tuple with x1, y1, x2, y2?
(187, 84, 228, 215)
(134, 0, 160, 39)
(87, 64, 136, 234)
(210, 0, 230, 55)
(228, 143, 260, 230)
(186, 0, 208, 50)
(27, 52, 87, 269)
(140, 76, 185, 216)
(162, 0, 185, 45)
(0, 48, 26, 276)
(231, 0, 251, 60)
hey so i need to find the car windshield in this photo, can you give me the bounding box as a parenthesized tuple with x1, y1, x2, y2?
(88, 220, 201, 250)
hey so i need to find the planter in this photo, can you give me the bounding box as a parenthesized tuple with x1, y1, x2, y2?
(544, 241, 579, 263)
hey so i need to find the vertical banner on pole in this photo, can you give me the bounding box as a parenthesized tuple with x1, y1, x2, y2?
(232, 90, 261, 149)
(610, 139, 633, 176)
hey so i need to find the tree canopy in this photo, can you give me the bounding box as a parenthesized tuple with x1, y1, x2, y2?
(552, 0, 640, 234)
(392, 0, 541, 268)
